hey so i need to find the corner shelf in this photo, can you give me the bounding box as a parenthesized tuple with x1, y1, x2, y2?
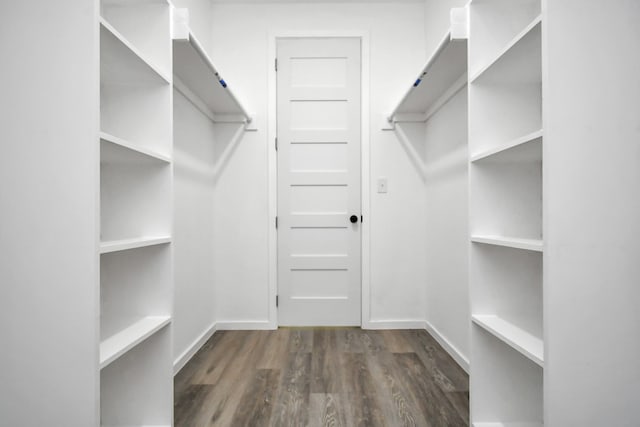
(100, 132, 171, 164)
(470, 130, 542, 163)
(172, 9, 252, 125)
(386, 8, 467, 128)
(472, 315, 543, 367)
(99, 316, 171, 369)
(470, 15, 542, 84)
(100, 236, 171, 254)
(100, 18, 170, 85)
(471, 235, 542, 252)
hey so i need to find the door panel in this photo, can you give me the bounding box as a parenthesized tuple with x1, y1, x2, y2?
(277, 37, 361, 326)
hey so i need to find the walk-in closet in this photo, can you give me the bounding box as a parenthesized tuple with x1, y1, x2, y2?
(2, 0, 638, 426)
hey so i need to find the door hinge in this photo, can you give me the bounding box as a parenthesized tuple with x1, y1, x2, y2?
(275, 58, 278, 72)
(276, 295, 279, 307)
(275, 137, 278, 151)
(361, 215, 364, 223)
(275, 216, 278, 229)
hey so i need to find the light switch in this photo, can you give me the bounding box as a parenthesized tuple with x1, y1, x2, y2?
(377, 177, 388, 193)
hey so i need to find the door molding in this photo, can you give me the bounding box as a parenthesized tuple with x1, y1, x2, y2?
(267, 30, 371, 329)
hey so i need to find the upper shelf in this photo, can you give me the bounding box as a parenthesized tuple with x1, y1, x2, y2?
(172, 8, 252, 124)
(470, 15, 542, 84)
(387, 7, 468, 124)
(100, 18, 170, 86)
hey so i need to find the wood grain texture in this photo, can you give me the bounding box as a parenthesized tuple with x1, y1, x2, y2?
(394, 352, 467, 427)
(174, 328, 469, 427)
(230, 369, 280, 427)
(311, 329, 342, 394)
(309, 393, 347, 427)
(270, 351, 311, 427)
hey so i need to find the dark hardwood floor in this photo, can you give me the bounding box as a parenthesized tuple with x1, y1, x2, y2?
(174, 328, 469, 427)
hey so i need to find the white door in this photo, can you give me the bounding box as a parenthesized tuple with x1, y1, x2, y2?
(277, 37, 361, 326)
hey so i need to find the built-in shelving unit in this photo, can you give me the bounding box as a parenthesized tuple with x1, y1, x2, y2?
(385, 7, 468, 128)
(469, 0, 544, 425)
(172, 8, 253, 127)
(99, 0, 173, 425)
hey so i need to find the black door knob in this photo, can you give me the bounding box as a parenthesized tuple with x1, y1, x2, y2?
(350, 215, 358, 223)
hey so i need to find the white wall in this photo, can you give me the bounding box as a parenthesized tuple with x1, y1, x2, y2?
(0, 1, 99, 425)
(419, 0, 471, 366)
(208, 1, 428, 326)
(170, 0, 220, 371)
(423, 89, 470, 365)
(544, 0, 640, 425)
(172, 90, 218, 368)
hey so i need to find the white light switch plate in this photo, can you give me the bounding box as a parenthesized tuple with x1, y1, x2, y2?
(377, 177, 388, 193)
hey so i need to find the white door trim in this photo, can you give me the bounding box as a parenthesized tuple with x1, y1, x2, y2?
(267, 29, 371, 329)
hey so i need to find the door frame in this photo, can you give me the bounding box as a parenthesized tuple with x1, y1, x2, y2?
(267, 30, 371, 329)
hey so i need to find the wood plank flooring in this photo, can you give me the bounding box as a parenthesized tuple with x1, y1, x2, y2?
(174, 328, 469, 427)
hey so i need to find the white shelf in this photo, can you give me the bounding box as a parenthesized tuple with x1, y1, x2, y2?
(472, 315, 543, 367)
(100, 316, 171, 369)
(103, 0, 168, 5)
(470, 15, 541, 83)
(100, 132, 171, 164)
(100, 18, 170, 85)
(473, 422, 542, 427)
(172, 10, 251, 122)
(471, 130, 542, 163)
(100, 236, 171, 254)
(471, 235, 542, 252)
(388, 30, 468, 120)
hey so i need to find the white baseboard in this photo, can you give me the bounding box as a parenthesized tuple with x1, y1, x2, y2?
(364, 319, 428, 330)
(173, 322, 217, 375)
(424, 320, 470, 373)
(216, 320, 273, 330)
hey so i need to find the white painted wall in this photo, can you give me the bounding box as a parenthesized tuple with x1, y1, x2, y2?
(544, 0, 640, 425)
(172, 90, 218, 367)
(208, 1, 428, 326)
(423, 89, 470, 364)
(0, 0, 99, 425)
(417, 0, 471, 366)
(170, 0, 221, 371)
(424, 0, 468, 55)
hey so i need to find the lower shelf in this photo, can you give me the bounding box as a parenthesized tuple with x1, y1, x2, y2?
(472, 314, 543, 367)
(471, 235, 543, 252)
(473, 423, 543, 427)
(100, 316, 172, 369)
(100, 236, 172, 254)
